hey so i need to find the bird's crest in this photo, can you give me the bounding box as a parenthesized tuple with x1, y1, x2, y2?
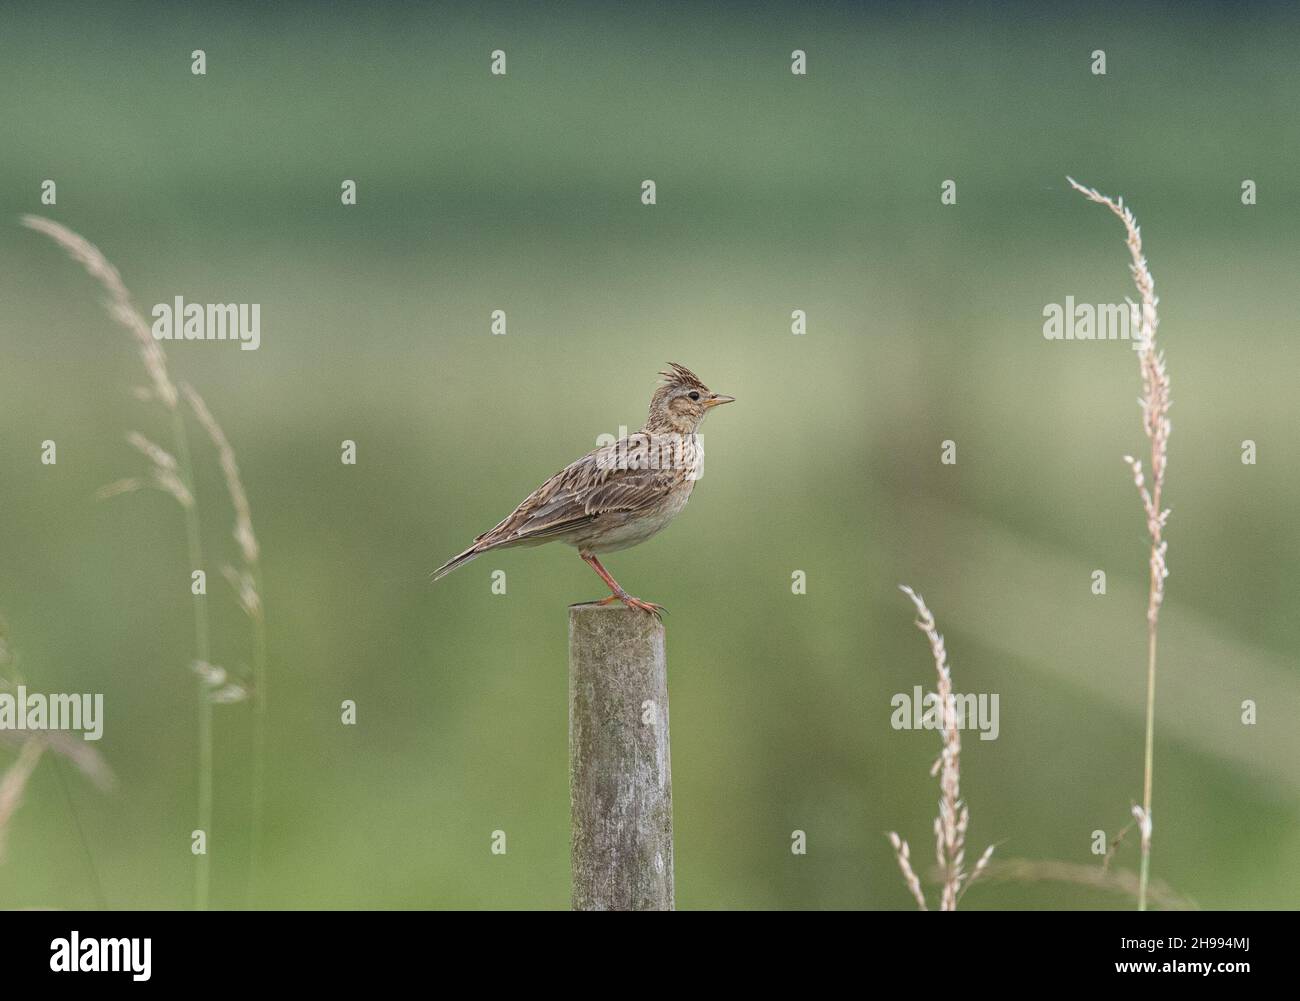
(658, 362, 708, 391)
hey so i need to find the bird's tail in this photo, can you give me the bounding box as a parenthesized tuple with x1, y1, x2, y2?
(431, 542, 488, 582)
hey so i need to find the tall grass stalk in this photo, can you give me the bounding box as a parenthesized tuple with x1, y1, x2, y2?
(1067, 179, 1171, 911)
(171, 409, 214, 910)
(0, 741, 45, 862)
(888, 586, 994, 911)
(21, 215, 251, 911)
(0, 626, 115, 882)
(184, 382, 266, 902)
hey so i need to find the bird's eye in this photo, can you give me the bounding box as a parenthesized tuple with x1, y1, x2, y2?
(688, 391, 700, 401)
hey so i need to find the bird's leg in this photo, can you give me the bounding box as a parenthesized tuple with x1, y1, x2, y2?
(580, 553, 665, 618)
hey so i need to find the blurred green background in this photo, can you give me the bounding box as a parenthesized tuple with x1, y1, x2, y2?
(1, 1, 1297, 909)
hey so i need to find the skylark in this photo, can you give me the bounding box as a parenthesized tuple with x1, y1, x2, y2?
(433, 363, 734, 616)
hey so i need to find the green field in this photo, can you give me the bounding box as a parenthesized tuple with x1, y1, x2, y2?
(1, 1, 1296, 909)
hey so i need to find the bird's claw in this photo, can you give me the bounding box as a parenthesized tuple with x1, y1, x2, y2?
(624, 595, 666, 618)
(597, 592, 665, 619)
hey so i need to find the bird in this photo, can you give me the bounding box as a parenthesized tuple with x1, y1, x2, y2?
(432, 363, 735, 617)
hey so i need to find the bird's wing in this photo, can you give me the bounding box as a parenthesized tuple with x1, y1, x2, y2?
(474, 436, 679, 548)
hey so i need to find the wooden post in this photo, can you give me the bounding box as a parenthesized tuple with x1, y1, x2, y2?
(568, 602, 674, 910)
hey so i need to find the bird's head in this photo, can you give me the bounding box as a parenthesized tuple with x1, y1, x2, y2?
(644, 362, 735, 434)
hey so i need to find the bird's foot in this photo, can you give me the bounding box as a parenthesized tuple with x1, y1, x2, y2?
(596, 592, 666, 619)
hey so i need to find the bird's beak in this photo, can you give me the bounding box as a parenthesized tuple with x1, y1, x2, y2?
(705, 394, 736, 408)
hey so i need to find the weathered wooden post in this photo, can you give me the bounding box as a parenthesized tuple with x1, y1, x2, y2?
(568, 602, 674, 910)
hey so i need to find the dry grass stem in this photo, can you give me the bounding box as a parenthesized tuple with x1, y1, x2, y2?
(984, 858, 1196, 911)
(0, 634, 114, 795)
(1101, 816, 1136, 874)
(192, 660, 248, 705)
(103, 431, 195, 509)
(0, 740, 46, 862)
(24, 216, 218, 909)
(180, 382, 269, 901)
(1067, 179, 1170, 911)
(0, 629, 114, 905)
(20, 215, 177, 409)
(0, 730, 115, 794)
(887, 832, 928, 911)
(888, 585, 995, 910)
(182, 383, 260, 568)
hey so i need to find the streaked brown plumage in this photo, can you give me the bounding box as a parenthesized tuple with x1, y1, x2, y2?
(433, 363, 735, 616)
